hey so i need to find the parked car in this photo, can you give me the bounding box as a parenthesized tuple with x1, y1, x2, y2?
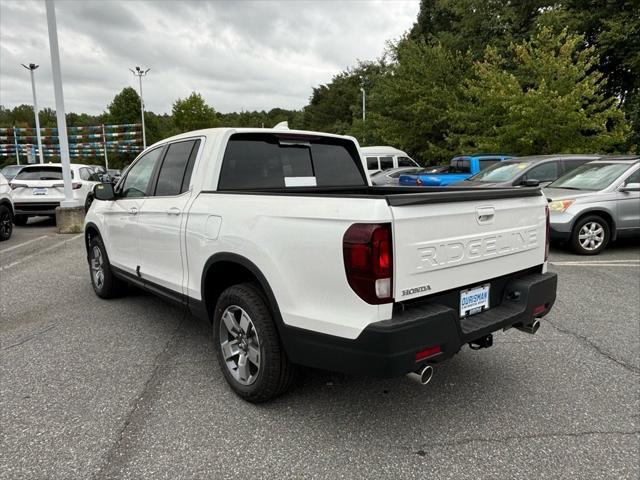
(453, 155, 601, 188)
(399, 154, 513, 186)
(10, 163, 99, 226)
(106, 169, 122, 182)
(1, 164, 24, 182)
(544, 156, 640, 254)
(370, 167, 423, 185)
(86, 127, 556, 402)
(361, 146, 419, 174)
(0, 173, 14, 241)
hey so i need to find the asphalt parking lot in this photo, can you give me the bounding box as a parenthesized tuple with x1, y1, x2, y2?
(1, 223, 638, 479)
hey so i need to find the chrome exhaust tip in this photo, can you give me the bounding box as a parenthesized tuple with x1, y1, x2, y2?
(407, 365, 434, 385)
(516, 319, 540, 335)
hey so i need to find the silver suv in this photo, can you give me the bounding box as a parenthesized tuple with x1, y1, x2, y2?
(543, 156, 640, 254)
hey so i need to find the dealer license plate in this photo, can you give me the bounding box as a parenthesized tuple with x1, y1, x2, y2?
(460, 284, 490, 317)
(33, 187, 48, 195)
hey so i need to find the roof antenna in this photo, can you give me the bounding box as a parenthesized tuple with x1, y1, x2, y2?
(273, 121, 289, 130)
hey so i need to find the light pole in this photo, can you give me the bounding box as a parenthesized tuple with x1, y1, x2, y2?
(21, 63, 45, 164)
(360, 76, 367, 145)
(45, 0, 75, 207)
(130, 66, 150, 149)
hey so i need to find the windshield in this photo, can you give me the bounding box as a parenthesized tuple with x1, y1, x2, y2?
(468, 162, 529, 182)
(548, 163, 630, 191)
(15, 166, 73, 181)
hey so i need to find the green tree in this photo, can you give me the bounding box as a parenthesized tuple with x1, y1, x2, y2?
(6, 104, 35, 127)
(410, 0, 552, 58)
(302, 61, 387, 135)
(172, 92, 218, 132)
(368, 39, 469, 163)
(449, 28, 630, 155)
(39, 108, 57, 128)
(106, 87, 141, 124)
(539, 1, 640, 148)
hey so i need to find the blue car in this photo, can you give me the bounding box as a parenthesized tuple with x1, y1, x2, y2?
(399, 154, 514, 186)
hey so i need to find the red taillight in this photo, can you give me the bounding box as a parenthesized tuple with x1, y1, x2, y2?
(72, 182, 82, 190)
(415, 345, 441, 361)
(343, 223, 393, 304)
(533, 304, 546, 316)
(545, 204, 550, 261)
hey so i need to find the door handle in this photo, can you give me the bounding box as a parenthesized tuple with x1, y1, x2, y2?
(166, 207, 181, 216)
(129, 207, 138, 215)
(476, 206, 495, 224)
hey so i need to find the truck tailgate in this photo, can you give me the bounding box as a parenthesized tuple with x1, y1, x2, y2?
(390, 191, 547, 301)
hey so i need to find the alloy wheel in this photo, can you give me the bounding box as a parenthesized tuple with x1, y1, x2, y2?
(578, 221, 605, 251)
(219, 305, 261, 385)
(0, 210, 11, 238)
(91, 245, 105, 289)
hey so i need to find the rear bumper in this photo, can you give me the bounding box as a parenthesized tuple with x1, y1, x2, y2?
(13, 202, 61, 216)
(280, 271, 557, 377)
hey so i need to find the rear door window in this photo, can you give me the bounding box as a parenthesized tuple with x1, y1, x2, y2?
(153, 139, 200, 196)
(79, 168, 91, 181)
(379, 156, 394, 170)
(366, 157, 379, 170)
(218, 133, 366, 190)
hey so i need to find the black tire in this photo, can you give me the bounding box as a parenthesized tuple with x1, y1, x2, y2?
(0, 204, 13, 241)
(570, 214, 610, 255)
(213, 283, 295, 403)
(88, 235, 126, 298)
(13, 214, 28, 226)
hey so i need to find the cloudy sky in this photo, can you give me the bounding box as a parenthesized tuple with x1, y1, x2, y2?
(0, 0, 419, 115)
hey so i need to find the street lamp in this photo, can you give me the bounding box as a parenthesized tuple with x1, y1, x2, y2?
(130, 66, 150, 149)
(21, 63, 44, 164)
(360, 76, 367, 144)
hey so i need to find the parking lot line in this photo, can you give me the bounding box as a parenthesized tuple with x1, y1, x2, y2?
(0, 234, 83, 271)
(0, 235, 49, 254)
(551, 261, 639, 267)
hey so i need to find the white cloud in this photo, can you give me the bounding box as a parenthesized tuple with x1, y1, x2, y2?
(0, 0, 419, 114)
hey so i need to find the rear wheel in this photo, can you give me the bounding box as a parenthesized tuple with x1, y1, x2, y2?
(213, 283, 295, 403)
(88, 235, 125, 298)
(0, 205, 13, 241)
(13, 215, 28, 226)
(570, 215, 610, 255)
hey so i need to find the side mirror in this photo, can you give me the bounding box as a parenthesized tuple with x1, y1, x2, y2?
(93, 182, 115, 201)
(620, 182, 640, 192)
(523, 179, 540, 187)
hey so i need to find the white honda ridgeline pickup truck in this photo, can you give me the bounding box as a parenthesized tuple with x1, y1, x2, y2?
(86, 128, 557, 402)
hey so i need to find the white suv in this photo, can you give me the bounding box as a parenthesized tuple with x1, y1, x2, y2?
(10, 163, 99, 226)
(0, 173, 13, 240)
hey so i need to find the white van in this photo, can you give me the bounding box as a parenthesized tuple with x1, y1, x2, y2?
(361, 146, 419, 173)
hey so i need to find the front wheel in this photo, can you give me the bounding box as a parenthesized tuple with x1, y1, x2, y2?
(88, 235, 125, 298)
(570, 215, 610, 255)
(0, 205, 13, 241)
(213, 283, 295, 403)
